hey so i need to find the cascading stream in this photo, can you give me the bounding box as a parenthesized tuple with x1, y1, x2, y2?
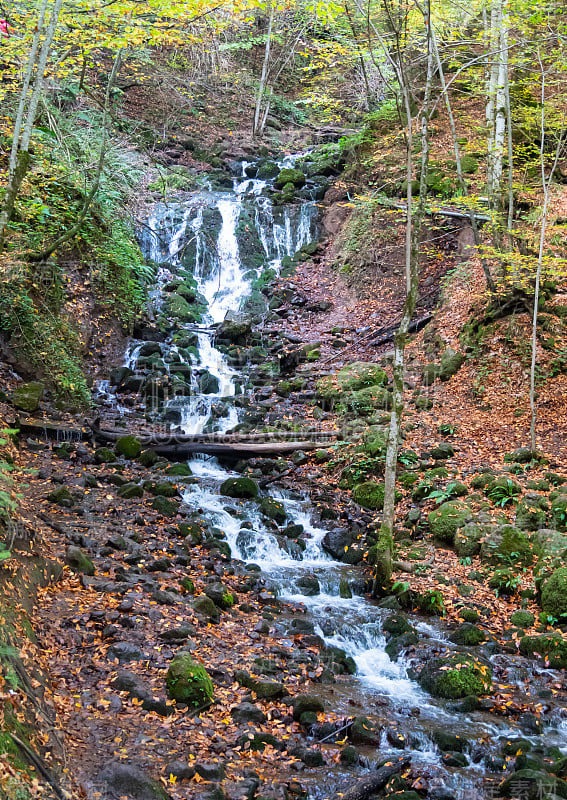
(129, 159, 567, 798)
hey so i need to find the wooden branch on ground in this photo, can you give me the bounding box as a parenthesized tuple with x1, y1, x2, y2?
(333, 756, 411, 800)
(370, 313, 432, 346)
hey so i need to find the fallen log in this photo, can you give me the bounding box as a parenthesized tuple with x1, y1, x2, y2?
(333, 756, 411, 800)
(14, 418, 91, 442)
(370, 313, 432, 347)
(133, 440, 328, 460)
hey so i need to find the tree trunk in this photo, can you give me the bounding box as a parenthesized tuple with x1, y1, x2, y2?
(372, 2, 433, 596)
(253, 0, 274, 137)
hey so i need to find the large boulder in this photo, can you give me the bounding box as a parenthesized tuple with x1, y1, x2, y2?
(541, 567, 567, 619)
(258, 496, 287, 524)
(480, 525, 533, 566)
(321, 528, 353, 560)
(352, 481, 389, 510)
(13, 382, 44, 412)
(519, 634, 567, 668)
(454, 522, 493, 558)
(165, 654, 213, 707)
(418, 653, 492, 699)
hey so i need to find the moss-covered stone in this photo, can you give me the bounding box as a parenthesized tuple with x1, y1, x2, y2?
(193, 594, 221, 622)
(428, 502, 470, 544)
(118, 482, 144, 499)
(480, 525, 533, 566)
(47, 486, 74, 507)
(13, 381, 44, 412)
(454, 522, 488, 558)
(220, 477, 259, 499)
(144, 481, 180, 498)
(66, 546, 95, 575)
(418, 654, 492, 698)
(499, 770, 567, 799)
(164, 464, 193, 476)
(383, 613, 412, 638)
(519, 634, 567, 668)
(448, 623, 486, 646)
(353, 481, 390, 510)
(166, 654, 213, 707)
(275, 168, 306, 188)
(515, 501, 547, 531)
(95, 447, 116, 464)
(510, 610, 535, 628)
(234, 670, 287, 699)
(151, 496, 179, 517)
(115, 435, 142, 459)
(551, 494, 567, 530)
(258, 497, 287, 524)
(292, 694, 324, 721)
(138, 449, 159, 467)
(541, 567, 567, 618)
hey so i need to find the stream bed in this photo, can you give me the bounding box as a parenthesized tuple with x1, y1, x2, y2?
(99, 158, 567, 799)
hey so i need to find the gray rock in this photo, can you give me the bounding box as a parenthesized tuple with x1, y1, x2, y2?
(99, 762, 173, 800)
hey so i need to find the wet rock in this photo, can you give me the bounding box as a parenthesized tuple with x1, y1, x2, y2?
(340, 745, 361, 766)
(418, 653, 492, 698)
(499, 770, 567, 799)
(151, 496, 180, 517)
(288, 746, 324, 766)
(442, 752, 468, 767)
(289, 618, 315, 634)
(220, 477, 259, 498)
(195, 763, 225, 781)
(349, 716, 381, 746)
(159, 625, 195, 642)
(321, 528, 353, 560)
(99, 762, 173, 800)
(383, 613, 412, 638)
(433, 731, 467, 752)
(258, 496, 287, 524)
(199, 371, 221, 394)
(204, 584, 234, 610)
(296, 575, 320, 596)
(151, 589, 178, 605)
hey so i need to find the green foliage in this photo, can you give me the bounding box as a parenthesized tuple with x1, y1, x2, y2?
(486, 478, 522, 507)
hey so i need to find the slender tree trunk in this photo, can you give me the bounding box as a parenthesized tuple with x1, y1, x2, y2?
(372, 3, 433, 596)
(529, 62, 565, 454)
(429, 21, 495, 293)
(253, 0, 274, 137)
(0, 0, 64, 248)
(31, 49, 123, 262)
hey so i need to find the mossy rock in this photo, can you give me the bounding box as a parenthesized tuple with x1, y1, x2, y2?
(541, 567, 567, 619)
(193, 594, 221, 622)
(292, 694, 324, 721)
(454, 522, 489, 558)
(488, 568, 517, 595)
(118, 482, 144, 499)
(519, 634, 567, 668)
(480, 525, 533, 566)
(151, 496, 179, 517)
(448, 623, 486, 646)
(164, 293, 204, 323)
(144, 481, 180, 498)
(551, 495, 567, 530)
(66, 546, 95, 575)
(510, 610, 535, 629)
(115, 435, 142, 459)
(13, 381, 44, 412)
(337, 362, 388, 391)
(138, 449, 160, 467)
(460, 155, 479, 174)
(499, 770, 567, 799)
(349, 716, 381, 746)
(363, 428, 387, 457)
(166, 654, 213, 707)
(47, 486, 74, 507)
(459, 608, 480, 623)
(345, 386, 392, 414)
(439, 348, 466, 381)
(430, 442, 455, 460)
(383, 613, 412, 638)
(384, 631, 419, 661)
(258, 496, 287, 524)
(428, 502, 470, 544)
(515, 501, 547, 532)
(220, 477, 259, 499)
(95, 447, 116, 464)
(275, 168, 306, 188)
(352, 481, 400, 510)
(234, 670, 287, 699)
(418, 653, 492, 698)
(164, 464, 193, 477)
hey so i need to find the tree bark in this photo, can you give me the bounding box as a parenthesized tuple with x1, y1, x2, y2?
(253, 0, 273, 137)
(333, 756, 411, 800)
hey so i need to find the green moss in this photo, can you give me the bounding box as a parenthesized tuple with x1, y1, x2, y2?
(166, 654, 213, 706)
(258, 497, 287, 524)
(117, 482, 143, 499)
(541, 567, 567, 618)
(510, 610, 535, 628)
(448, 623, 486, 646)
(428, 501, 470, 544)
(352, 481, 401, 510)
(459, 608, 480, 623)
(220, 477, 259, 499)
(418, 654, 492, 699)
(275, 168, 305, 188)
(115, 435, 142, 459)
(151, 496, 179, 517)
(163, 464, 193, 476)
(519, 634, 567, 668)
(94, 447, 116, 464)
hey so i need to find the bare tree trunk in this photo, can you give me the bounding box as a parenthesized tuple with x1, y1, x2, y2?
(529, 60, 565, 454)
(30, 49, 123, 262)
(253, 0, 274, 137)
(0, 0, 64, 248)
(372, 1, 433, 596)
(429, 21, 495, 293)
